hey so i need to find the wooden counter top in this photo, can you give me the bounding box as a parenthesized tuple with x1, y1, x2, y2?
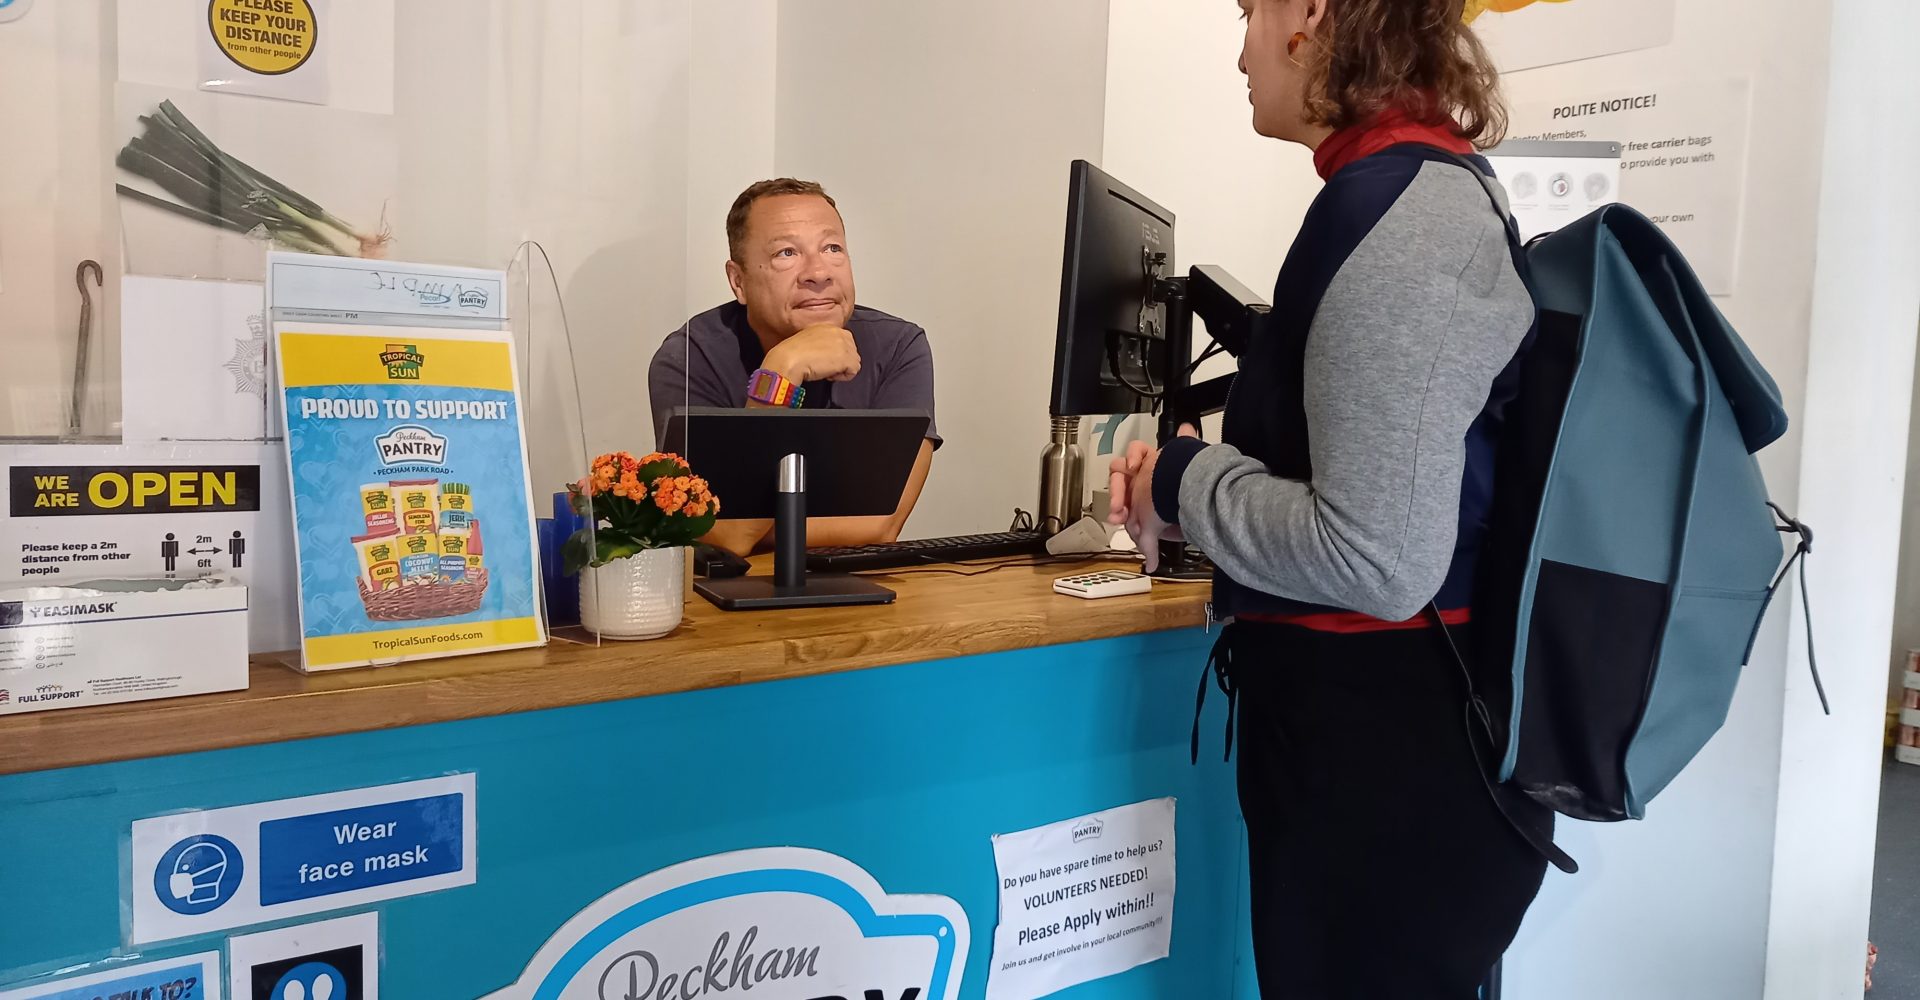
(0, 560, 1209, 776)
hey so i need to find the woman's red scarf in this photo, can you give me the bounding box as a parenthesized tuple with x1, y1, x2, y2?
(1313, 107, 1474, 180)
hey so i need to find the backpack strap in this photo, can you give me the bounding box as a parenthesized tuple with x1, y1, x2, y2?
(1430, 602, 1579, 874)
(1767, 503, 1829, 715)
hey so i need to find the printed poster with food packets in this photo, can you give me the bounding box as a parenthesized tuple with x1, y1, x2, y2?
(275, 322, 545, 670)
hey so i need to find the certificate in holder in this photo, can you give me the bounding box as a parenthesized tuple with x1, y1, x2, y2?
(265, 251, 570, 670)
(664, 408, 929, 610)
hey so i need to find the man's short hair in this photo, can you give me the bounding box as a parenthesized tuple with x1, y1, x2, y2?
(726, 178, 839, 264)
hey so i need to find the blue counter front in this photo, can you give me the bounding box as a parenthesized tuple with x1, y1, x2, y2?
(0, 576, 1257, 999)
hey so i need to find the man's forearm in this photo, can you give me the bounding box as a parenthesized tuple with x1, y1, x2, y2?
(701, 516, 898, 557)
(701, 519, 773, 557)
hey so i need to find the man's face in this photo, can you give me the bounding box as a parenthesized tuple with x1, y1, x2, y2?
(727, 194, 856, 341)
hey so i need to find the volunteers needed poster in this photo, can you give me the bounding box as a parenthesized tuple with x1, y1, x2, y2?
(276, 323, 544, 670)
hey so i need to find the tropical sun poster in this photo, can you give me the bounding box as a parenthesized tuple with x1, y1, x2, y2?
(1467, 0, 1675, 72)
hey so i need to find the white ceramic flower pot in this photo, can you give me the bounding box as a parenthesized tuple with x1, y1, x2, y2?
(579, 547, 685, 640)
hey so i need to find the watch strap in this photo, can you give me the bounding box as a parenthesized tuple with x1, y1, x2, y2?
(747, 368, 806, 408)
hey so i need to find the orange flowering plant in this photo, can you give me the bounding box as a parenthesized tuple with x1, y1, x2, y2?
(563, 451, 720, 574)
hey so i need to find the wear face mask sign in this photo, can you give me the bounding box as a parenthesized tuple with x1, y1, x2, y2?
(170, 842, 231, 904)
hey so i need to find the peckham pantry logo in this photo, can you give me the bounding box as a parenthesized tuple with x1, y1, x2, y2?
(483, 848, 968, 1000)
(380, 343, 426, 380)
(375, 425, 449, 468)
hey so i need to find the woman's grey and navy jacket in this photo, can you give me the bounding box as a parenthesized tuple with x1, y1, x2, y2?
(1152, 143, 1536, 630)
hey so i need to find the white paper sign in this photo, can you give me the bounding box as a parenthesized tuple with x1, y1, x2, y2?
(130, 774, 476, 944)
(266, 252, 507, 326)
(122, 277, 274, 443)
(198, 0, 331, 106)
(986, 798, 1175, 1000)
(0, 442, 299, 654)
(1469, 0, 1675, 73)
(484, 848, 969, 1000)
(1509, 78, 1753, 295)
(228, 912, 379, 1000)
(0, 952, 222, 1000)
(1485, 141, 1623, 243)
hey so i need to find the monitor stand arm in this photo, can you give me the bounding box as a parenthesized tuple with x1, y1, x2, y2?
(1149, 274, 1232, 583)
(695, 453, 899, 610)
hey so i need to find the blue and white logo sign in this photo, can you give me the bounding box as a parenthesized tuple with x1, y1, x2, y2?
(129, 773, 476, 944)
(482, 848, 970, 1000)
(156, 834, 244, 915)
(0, 0, 33, 26)
(270, 961, 346, 1000)
(0, 951, 220, 1000)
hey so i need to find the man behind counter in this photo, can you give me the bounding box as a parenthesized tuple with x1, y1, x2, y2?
(648, 178, 939, 557)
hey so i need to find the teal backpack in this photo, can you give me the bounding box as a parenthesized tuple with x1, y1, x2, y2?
(1447, 155, 1823, 842)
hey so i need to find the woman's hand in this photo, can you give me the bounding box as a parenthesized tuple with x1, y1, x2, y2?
(1108, 425, 1198, 572)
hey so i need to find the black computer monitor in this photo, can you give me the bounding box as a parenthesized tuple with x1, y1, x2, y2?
(663, 408, 930, 610)
(1050, 161, 1271, 581)
(1050, 160, 1269, 433)
(1051, 159, 1177, 417)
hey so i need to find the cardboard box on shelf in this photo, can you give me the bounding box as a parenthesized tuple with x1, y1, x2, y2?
(0, 577, 248, 715)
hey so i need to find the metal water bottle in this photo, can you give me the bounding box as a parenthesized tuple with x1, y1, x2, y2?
(1037, 415, 1085, 536)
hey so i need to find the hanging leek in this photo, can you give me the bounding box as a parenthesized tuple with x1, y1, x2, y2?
(115, 100, 389, 257)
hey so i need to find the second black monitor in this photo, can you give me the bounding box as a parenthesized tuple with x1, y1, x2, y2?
(1052, 159, 1176, 417)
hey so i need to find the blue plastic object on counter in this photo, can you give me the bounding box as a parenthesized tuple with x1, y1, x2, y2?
(537, 489, 584, 627)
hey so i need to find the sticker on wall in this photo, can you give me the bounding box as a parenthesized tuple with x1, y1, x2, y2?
(228, 911, 377, 1000)
(0, 0, 33, 25)
(0, 952, 221, 1000)
(481, 848, 970, 1000)
(199, 0, 330, 106)
(985, 798, 1176, 1000)
(129, 774, 475, 944)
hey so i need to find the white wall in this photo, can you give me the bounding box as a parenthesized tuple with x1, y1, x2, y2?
(1103, 0, 1317, 368)
(392, 0, 704, 490)
(1095, 0, 1324, 476)
(1764, 0, 1920, 993)
(770, 0, 1112, 538)
(0, 0, 118, 438)
(685, 0, 777, 316)
(482, 0, 693, 482)
(1887, 346, 1920, 700)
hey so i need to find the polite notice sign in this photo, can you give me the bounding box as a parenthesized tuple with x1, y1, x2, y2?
(1508, 77, 1754, 294)
(129, 774, 475, 944)
(985, 798, 1175, 1000)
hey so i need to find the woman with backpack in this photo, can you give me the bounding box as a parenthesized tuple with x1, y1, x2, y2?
(1108, 0, 1557, 995)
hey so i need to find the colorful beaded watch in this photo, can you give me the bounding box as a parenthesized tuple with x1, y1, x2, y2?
(746, 368, 806, 408)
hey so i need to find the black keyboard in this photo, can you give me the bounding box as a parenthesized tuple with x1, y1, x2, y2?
(806, 531, 1048, 573)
